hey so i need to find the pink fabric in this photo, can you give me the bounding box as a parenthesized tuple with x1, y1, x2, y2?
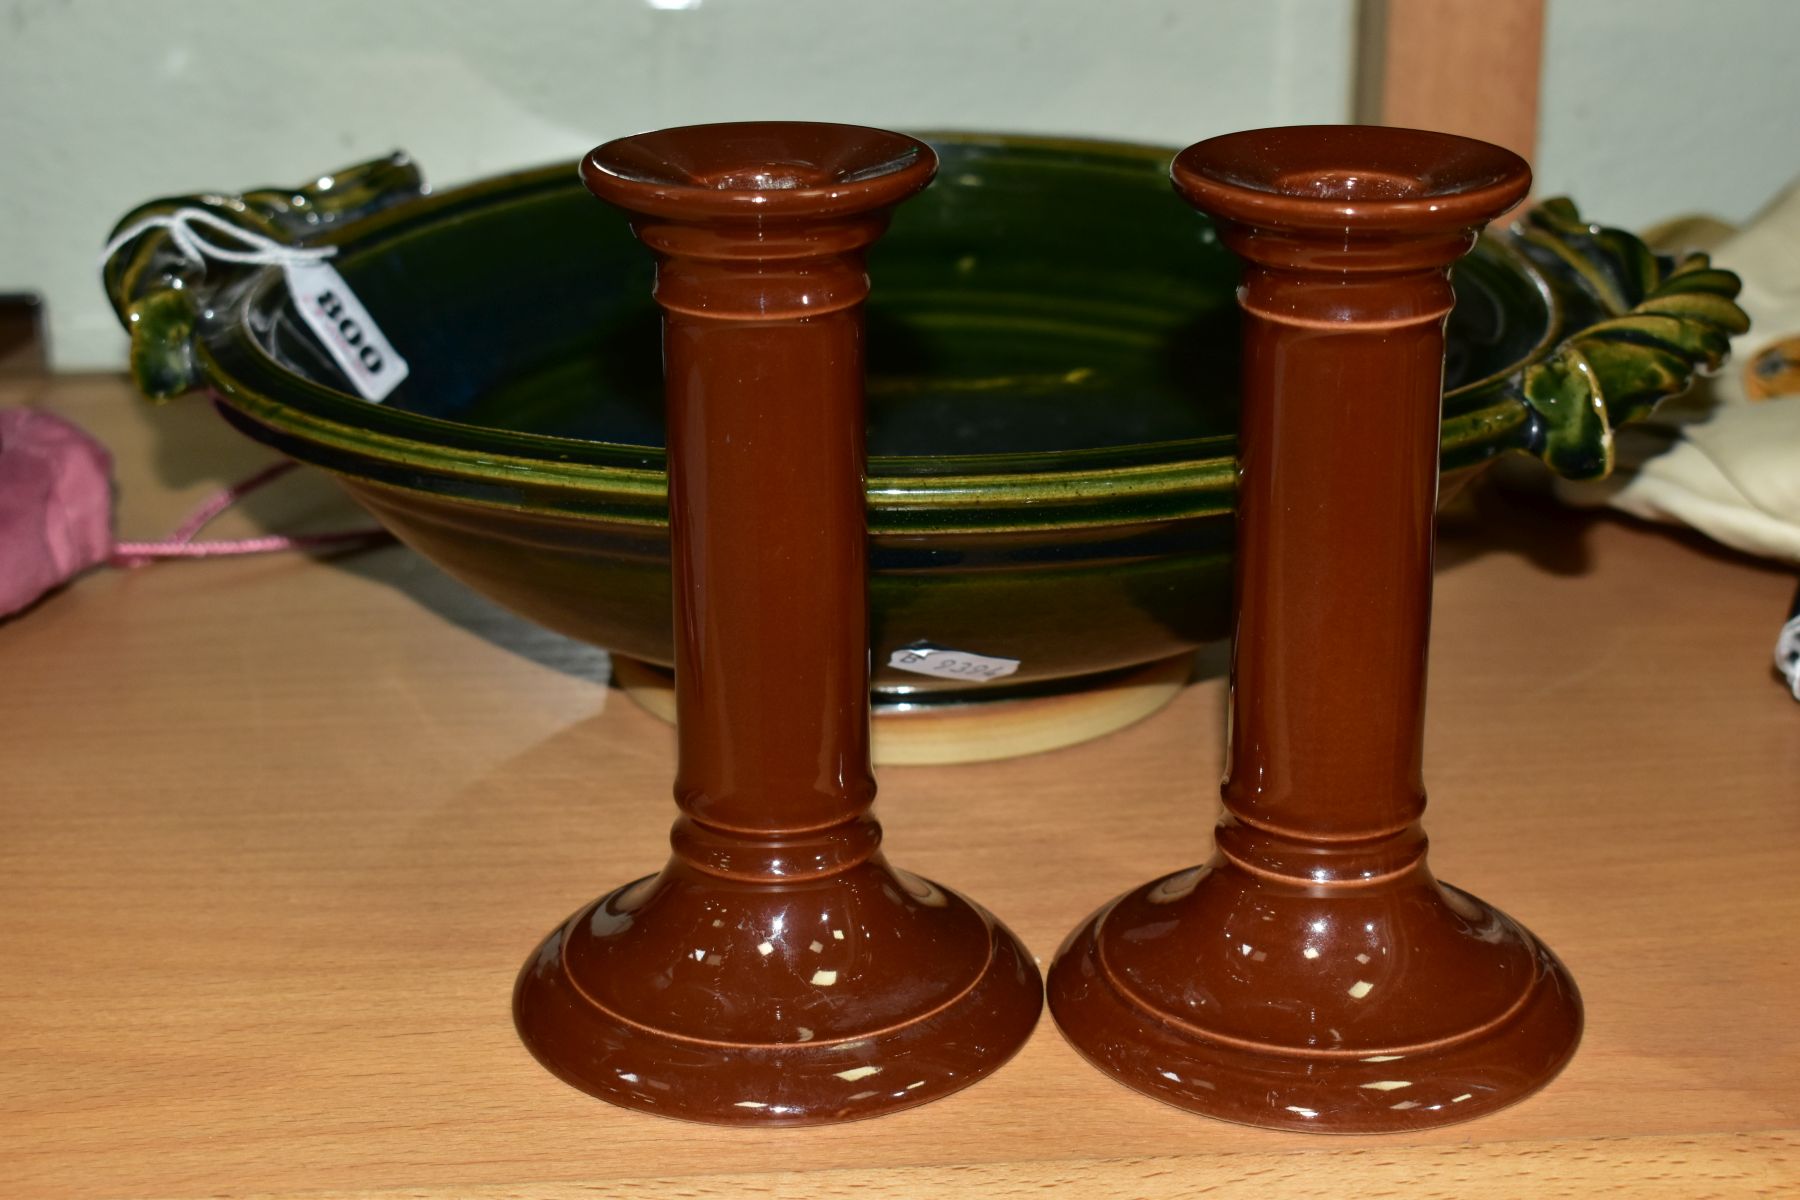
(0, 408, 115, 616)
(0, 408, 390, 617)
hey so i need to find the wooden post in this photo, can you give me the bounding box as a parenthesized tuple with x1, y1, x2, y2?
(1358, 0, 1546, 165)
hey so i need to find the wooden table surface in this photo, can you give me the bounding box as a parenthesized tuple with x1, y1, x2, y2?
(4, 376, 1797, 1198)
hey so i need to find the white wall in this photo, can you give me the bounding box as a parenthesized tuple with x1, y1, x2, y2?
(1535, 0, 1800, 232)
(0, 0, 1355, 370)
(9, 0, 1796, 373)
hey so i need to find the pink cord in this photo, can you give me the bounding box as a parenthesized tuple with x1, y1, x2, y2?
(110, 461, 392, 568)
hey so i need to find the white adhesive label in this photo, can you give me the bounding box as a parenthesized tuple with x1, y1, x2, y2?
(887, 645, 1020, 683)
(285, 261, 410, 402)
(1776, 615, 1800, 702)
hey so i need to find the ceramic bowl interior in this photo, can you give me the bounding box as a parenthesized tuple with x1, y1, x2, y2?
(250, 136, 1546, 473)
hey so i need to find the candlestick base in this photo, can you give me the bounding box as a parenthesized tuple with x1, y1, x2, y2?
(1048, 862, 1581, 1133)
(516, 857, 1041, 1126)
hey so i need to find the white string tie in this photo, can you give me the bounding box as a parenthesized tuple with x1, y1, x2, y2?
(101, 206, 335, 269)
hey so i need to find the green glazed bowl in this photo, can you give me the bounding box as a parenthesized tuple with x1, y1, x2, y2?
(103, 133, 1746, 706)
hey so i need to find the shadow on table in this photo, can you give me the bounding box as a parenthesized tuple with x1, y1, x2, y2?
(1436, 471, 1600, 577)
(332, 543, 614, 686)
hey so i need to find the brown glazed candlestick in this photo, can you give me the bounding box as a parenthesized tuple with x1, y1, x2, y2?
(1048, 126, 1582, 1133)
(513, 122, 1041, 1126)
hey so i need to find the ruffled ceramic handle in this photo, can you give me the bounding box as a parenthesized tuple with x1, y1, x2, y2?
(1497, 197, 1749, 480)
(100, 152, 425, 401)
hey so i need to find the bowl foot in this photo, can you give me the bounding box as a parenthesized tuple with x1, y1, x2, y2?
(613, 653, 1192, 764)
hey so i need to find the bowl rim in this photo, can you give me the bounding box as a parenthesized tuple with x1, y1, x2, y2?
(192, 131, 1559, 532)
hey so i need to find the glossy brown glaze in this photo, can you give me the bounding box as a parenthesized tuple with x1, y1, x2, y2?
(1048, 126, 1582, 1133)
(514, 122, 1041, 1126)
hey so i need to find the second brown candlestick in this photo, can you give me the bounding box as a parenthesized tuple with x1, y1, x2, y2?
(1048, 125, 1582, 1133)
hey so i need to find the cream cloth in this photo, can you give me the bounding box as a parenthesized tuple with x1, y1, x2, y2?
(1551, 179, 1800, 562)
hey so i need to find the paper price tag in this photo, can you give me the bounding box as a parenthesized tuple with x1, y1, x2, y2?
(285, 261, 410, 403)
(887, 645, 1021, 683)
